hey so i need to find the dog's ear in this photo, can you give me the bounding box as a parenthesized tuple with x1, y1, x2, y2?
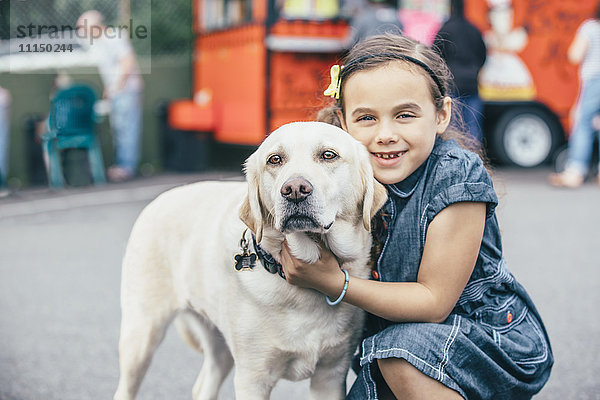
(359, 151, 388, 232)
(239, 152, 264, 242)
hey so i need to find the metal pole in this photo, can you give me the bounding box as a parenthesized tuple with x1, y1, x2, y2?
(119, 0, 131, 26)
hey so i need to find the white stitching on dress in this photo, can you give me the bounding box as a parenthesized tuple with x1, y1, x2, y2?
(361, 347, 450, 381)
(462, 258, 509, 290)
(438, 315, 461, 381)
(419, 204, 431, 248)
(420, 182, 495, 248)
(492, 329, 500, 346)
(482, 306, 527, 333)
(438, 317, 455, 381)
(365, 362, 374, 399)
(514, 313, 549, 365)
(457, 260, 514, 306)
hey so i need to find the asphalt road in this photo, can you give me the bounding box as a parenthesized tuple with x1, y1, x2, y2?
(1, 167, 599, 400)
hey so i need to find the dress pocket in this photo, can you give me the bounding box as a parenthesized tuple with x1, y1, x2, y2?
(476, 294, 549, 366)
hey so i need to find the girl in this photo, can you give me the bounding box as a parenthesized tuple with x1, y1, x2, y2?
(280, 34, 553, 399)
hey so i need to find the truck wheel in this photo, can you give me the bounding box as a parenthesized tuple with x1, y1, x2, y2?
(552, 144, 569, 173)
(491, 107, 563, 167)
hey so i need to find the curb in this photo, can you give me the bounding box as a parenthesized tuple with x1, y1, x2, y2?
(0, 172, 244, 220)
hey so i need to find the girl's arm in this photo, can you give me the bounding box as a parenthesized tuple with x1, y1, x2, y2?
(568, 30, 588, 65)
(280, 201, 486, 323)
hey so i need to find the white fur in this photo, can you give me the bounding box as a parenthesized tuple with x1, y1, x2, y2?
(114, 122, 387, 400)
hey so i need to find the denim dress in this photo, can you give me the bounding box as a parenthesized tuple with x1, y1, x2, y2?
(347, 138, 553, 399)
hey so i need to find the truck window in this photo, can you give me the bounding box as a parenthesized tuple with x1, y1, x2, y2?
(281, 0, 340, 20)
(201, 0, 252, 31)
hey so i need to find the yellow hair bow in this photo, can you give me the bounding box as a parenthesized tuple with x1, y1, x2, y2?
(324, 64, 342, 99)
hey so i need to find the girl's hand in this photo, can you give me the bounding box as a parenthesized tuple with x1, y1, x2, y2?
(279, 240, 346, 297)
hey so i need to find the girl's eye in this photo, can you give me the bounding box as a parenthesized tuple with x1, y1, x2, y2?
(397, 113, 415, 119)
(321, 150, 338, 160)
(356, 115, 375, 122)
(267, 154, 282, 165)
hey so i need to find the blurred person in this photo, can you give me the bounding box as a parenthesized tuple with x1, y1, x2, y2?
(0, 85, 10, 193)
(37, 72, 75, 174)
(398, 1, 442, 46)
(550, 3, 600, 188)
(434, 0, 487, 145)
(76, 10, 143, 182)
(348, 0, 403, 45)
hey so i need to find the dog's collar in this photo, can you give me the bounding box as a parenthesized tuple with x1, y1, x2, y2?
(251, 234, 286, 280)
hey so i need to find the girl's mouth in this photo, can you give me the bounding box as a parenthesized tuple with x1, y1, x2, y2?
(372, 152, 404, 159)
(371, 151, 406, 166)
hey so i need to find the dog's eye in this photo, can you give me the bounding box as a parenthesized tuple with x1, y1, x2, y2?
(267, 154, 282, 165)
(321, 150, 338, 161)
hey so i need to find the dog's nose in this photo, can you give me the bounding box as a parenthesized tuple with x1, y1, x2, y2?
(281, 177, 313, 203)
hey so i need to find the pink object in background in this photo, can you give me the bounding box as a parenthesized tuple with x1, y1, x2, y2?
(399, 9, 442, 45)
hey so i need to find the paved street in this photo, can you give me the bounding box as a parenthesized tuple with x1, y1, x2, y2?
(1, 167, 599, 400)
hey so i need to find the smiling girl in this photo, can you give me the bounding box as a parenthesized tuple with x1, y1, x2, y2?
(280, 34, 553, 399)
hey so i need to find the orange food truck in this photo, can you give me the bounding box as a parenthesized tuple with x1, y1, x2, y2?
(465, 0, 598, 168)
(168, 0, 598, 169)
(168, 0, 349, 151)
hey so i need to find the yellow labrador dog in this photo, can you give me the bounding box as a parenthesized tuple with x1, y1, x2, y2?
(114, 122, 387, 400)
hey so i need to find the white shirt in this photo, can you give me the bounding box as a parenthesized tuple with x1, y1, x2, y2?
(578, 19, 600, 81)
(85, 27, 143, 94)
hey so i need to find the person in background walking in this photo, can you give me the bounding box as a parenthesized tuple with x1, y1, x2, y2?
(348, 0, 403, 45)
(0, 85, 10, 194)
(433, 0, 487, 146)
(550, 2, 600, 188)
(76, 10, 143, 183)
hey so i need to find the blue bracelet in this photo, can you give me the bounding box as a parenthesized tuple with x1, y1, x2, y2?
(326, 268, 349, 306)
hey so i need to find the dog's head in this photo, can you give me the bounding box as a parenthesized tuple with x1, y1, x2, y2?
(240, 122, 387, 242)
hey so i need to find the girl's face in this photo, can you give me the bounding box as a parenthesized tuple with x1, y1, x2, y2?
(339, 62, 451, 185)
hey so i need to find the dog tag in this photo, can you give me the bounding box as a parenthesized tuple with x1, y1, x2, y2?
(234, 250, 257, 271)
(235, 228, 257, 271)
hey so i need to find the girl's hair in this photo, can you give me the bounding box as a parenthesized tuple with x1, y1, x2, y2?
(317, 33, 484, 158)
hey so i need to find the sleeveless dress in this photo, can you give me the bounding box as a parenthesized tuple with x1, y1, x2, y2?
(347, 137, 553, 400)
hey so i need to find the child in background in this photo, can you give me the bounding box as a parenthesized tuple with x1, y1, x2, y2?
(280, 34, 553, 399)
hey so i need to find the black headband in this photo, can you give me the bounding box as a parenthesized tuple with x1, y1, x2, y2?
(341, 53, 446, 97)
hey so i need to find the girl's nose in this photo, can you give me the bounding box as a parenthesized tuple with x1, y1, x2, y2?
(375, 122, 398, 145)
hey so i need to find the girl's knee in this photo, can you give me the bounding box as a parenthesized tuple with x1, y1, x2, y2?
(376, 358, 464, 399)
(377, 358, 420, 385)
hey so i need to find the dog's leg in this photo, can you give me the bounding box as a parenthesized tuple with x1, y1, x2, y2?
(309, 354, 352, 400)
(232, 353, 280, 400)
(114, 285, 177, 400)
(233, 370, 276, 400)
(114, 306, 175, 400)
(174, 313, 234, 400)
(192, 331, 232, 400)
